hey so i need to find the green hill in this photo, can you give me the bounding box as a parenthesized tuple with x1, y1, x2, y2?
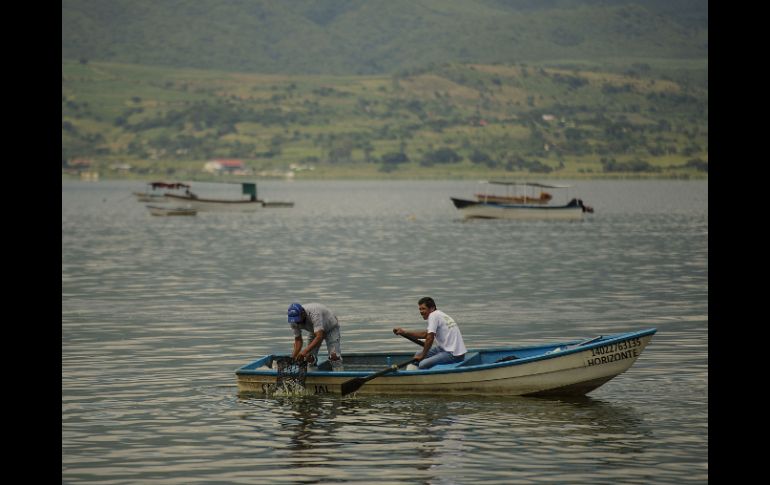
(62, 0, 707, 75)
(62, 58, 707, 180)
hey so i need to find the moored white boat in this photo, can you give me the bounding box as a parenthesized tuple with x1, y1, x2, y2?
(452, 181, 593, 220)
(236, 328, 656, 397)
(163, 182, 294, 212)
(451, 196, 588, 220)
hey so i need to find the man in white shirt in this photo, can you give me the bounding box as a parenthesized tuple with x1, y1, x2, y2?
(288, 302, 343, 370)
(393, 297, 467, 369)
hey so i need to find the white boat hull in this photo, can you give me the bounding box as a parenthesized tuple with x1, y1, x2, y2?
(458, 204, 584, 220)
(147, 205, 197, 216)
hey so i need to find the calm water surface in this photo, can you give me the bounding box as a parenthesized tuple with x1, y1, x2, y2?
(62, 180, 708, 484)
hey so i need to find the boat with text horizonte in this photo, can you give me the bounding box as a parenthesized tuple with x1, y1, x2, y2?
(235, 328, 656, 397)
(452, 181, 593, 220)
(164, 182, 294, 212)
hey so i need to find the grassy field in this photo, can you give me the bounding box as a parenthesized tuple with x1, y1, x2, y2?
(62, 59, 707, 180)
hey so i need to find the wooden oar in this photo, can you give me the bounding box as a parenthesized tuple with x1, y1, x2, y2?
(340, 357, 417, 396)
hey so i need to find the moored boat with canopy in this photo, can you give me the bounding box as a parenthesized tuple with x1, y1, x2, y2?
(452, 181, 593, 220)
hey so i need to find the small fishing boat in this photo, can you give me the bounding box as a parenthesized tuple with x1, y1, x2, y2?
(451, 196, 591, 220)
(235, 328, 656, 397)
(452, 181, 593, 220)
(163, 183, 294, 212)
(146, 205, 197, 216)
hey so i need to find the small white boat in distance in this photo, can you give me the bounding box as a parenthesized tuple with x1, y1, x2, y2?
(163, 183, 294, 212)
(146, 205, 197, 216)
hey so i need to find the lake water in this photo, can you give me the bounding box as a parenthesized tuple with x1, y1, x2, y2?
(62, 179, 708, 484)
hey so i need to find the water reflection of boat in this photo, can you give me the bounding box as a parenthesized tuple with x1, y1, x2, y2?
(236, 328, 655, 397)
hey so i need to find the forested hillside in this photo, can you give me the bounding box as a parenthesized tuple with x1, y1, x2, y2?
(62, 59, 707, 179)
(62, 0, 707, 75)
(62, 0, 707, 179)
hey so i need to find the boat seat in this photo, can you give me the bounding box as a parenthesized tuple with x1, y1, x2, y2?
(455, 352, 481, 367)
(495, 354, 520, 363)
(422, 353, 479, 371)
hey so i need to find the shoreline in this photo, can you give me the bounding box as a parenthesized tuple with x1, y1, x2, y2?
(63, 171, 707, 183)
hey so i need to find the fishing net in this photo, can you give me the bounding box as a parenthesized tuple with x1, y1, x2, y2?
(275, 357, 307, 394)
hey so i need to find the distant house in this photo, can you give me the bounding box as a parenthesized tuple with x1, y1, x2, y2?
(203, 159, 249, 175)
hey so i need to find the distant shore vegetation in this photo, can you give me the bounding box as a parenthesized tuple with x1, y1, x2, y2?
(62, 59, 707, 180)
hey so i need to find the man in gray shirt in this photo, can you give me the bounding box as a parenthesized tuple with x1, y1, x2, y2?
(288, 302, 343, 370)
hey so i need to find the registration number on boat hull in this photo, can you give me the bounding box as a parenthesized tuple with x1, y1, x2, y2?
(584, 338, 642, 367)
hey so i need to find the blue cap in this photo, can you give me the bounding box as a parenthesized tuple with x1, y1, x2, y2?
(288, 303, 304, 323)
